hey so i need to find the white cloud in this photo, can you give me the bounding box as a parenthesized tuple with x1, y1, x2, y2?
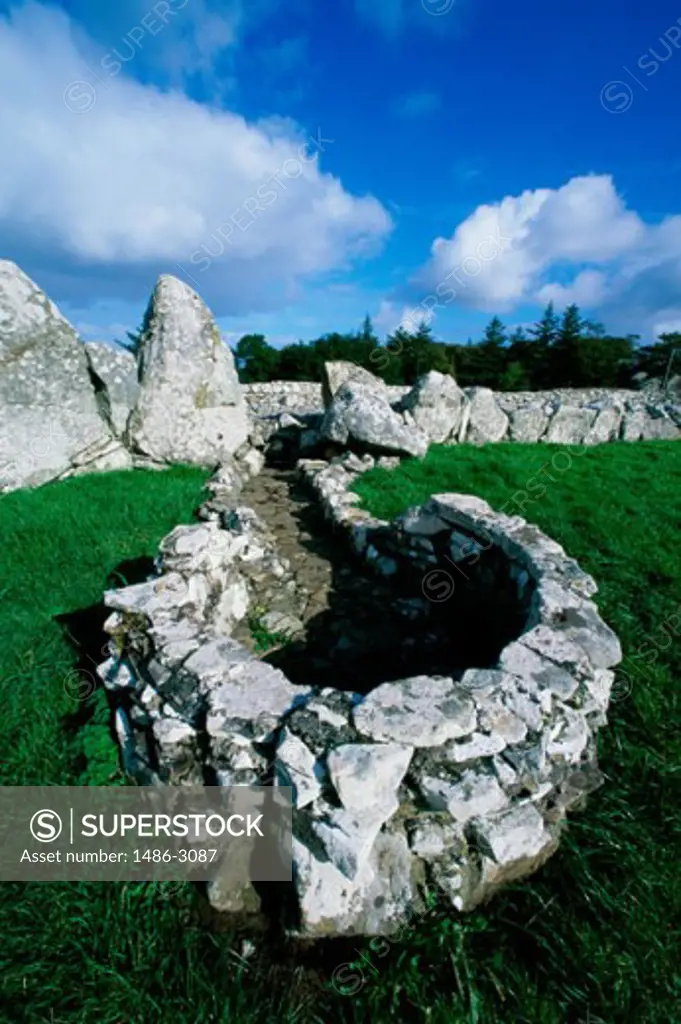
(0, 3, 392, 315)
(407, 173, 681, 337)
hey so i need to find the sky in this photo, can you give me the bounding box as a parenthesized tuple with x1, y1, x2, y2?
(1, 0, 681, 348)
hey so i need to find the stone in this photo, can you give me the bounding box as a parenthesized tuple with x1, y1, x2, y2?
(292, 829, 418, 937)
(621, 409, 646, 441)
(545, 707, 590, 763)
(151, 716, 203, 783)
(583, 406, 622, 445)
(544, 406, 596, 445)
(508, 406, 549, 443)
(462, 388, 509, 444)
(326, 743, 413, 813)
(84, 341, 140, 437)
(275, 728, 321, 809)
(418, 770, 508, 822)
(397, 506, 450, 536)
(446, 731, 507, 762)
(322, 360, 388, 407)
(311, 803, 399, 879)
(127, 275, 249, 465)
(321, 380, 428, 458)
(471, 804, 557, 889)
(198, 644, 313, 742)
(0, 260, 113, 491)
(639, 412, 681, 440)
(353, 676, 477, 746)
(396, 371, 468, 443)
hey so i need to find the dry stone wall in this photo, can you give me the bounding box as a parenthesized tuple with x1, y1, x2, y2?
(98, 437, 622, 939)
(245, 374, 681, 447)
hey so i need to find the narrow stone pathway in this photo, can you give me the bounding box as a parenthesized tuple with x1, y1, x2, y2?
(239, 466, 425, 693)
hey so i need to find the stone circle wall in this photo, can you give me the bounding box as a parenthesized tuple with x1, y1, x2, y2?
(97, 441, 622, 939)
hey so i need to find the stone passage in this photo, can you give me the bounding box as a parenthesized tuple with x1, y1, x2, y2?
(234, 467, 529, 693)
(97, 441, 622, 940)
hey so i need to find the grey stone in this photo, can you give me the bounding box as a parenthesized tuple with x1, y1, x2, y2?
(544, 406, 596, 445)
(322, 360, 388, 407)
(0, 260, 113, 491)
(84, 341, 140, 437)
(326, 743, 413, 813)
(353, 676, 477, 746)
(321, 380, 428, 458)
(127, 275, 249, 465)
(462, 388, 509, 444)
(508, 406, 549, 443)
(397, 371, 468, 443)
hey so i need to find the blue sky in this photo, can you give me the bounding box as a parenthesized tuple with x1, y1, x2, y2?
(1, 0, 681, 347)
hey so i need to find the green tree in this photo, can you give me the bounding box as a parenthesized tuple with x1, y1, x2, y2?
(548, 304, 585, 386)
(234, 334, 279, 382)
(529, 302, 560, 346)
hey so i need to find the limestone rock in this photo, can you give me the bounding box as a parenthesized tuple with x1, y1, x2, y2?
(84, 341, 140, 437)
(321, 380, 428, 458)
(544, 406, 596, 445)
(583, 406, 622, 445)
(462, 388, 509, 444)
(0, 260, 113, 491)
(396, 371, 468, 443)
(275, 728, 321, 809)
(326, 743, 413, 813)
(292, 829, 419, 937)
(322, 360, 387, 407)
(508, 406, 549, 443)
(353, 676, 477, 746)
(127, 275, 249, 465)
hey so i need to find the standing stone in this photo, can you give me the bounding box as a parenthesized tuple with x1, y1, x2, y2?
(397, 371, 468, 443)
(0, 260, 115, 491)
(127, 275, 249, 465)
(84, 341, 140, 438)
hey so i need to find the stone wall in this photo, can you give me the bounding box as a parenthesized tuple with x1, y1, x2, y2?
(98, 441, 622, 939)
(245, 377, 681, 446)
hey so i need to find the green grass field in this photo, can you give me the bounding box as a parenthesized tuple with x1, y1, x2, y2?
(1, 445, 680, 1023)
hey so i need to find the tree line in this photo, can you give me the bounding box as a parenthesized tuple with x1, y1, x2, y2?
(123, 302, 680, 392)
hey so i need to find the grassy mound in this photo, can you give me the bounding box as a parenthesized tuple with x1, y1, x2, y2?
(1, 446, 679, 1023)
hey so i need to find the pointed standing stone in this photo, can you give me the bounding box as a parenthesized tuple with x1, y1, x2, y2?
(127, 275, 249, 465)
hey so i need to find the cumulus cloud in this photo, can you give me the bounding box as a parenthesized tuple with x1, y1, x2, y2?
(0, 2, 392, 315)
(405, 174, 681, 338)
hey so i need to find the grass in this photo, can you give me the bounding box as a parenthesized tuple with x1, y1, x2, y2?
(1, 445, 680, 1023)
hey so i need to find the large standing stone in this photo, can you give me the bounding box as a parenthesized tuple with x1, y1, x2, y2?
(0, 261, 115, 490)
(321, 380, 428, 457)
(397, 371, 468, 443)
(127, 275, 249, 465)
(84, 341, 140, 438)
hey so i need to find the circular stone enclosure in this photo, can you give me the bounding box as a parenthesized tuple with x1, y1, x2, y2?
(97, 448, 622, 939)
